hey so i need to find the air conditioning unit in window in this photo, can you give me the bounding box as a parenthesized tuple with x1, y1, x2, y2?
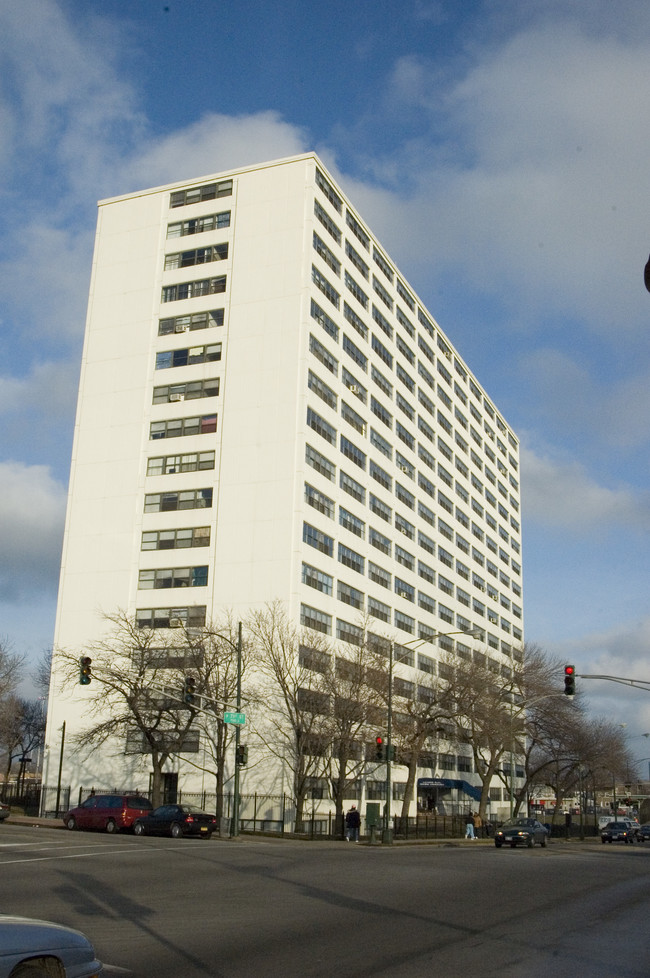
(169, 393, 184, 402)
(175, 324, 190, 332)
(398, 590, 409, 598)
(399, 465, 410, 473)
(169, 618, 184, 628)
(350, 385, 359, 394)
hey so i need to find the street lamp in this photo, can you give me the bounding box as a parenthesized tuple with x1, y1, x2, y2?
(383, 626, 481, 844)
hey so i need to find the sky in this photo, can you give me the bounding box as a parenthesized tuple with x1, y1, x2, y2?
(1, 0, 649, 757)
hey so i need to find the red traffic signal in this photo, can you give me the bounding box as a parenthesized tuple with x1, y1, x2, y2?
(564, 665, 576, 696)
(375, 736, 384, 761)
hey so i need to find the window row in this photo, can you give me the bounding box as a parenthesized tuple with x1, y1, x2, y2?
(141, 526, 210, 550)
(161, 276, 226, 303)
(149, 414, 217, 440)
(152, 378, 219, 404)
(158, 309, 224, 336)
(170, 179, 232, 208)
(138, 565, 208, 589)
(155, 342, 222, 369)
(167, 211, 231, 238)
(164, 243, 228, 270)
(146, 451, 215, 476)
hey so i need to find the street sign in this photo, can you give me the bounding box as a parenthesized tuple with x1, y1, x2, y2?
(224, 711, 246, 725)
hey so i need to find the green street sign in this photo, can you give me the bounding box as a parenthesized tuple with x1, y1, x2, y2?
(224, 711, 246, 725)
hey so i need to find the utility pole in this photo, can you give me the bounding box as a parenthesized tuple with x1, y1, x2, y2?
(230, 621, 243, 838)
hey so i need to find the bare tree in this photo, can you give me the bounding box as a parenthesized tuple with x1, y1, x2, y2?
(248, 601, 333, 832)
(0, 637, 23, 702)
(55, 610, 201, 806)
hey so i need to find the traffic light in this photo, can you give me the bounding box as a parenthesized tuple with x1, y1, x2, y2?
(79, 656, 92, 685)
(236, 744, 248, 766)
(375, 736, 385, 761)
(183, 675, 197, 705)
(564, 665, 576, 696)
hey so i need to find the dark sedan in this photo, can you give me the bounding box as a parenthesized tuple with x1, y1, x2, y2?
(494, 818, 548, 848)
(133, 803, 216, 839)
(600, 821, 636, 844)
(637, 823, 650, 841)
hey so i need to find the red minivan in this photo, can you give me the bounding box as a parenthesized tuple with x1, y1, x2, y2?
(63, 794, 153, 833)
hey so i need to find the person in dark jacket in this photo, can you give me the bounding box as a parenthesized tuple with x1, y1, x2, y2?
(345, 805, 361, 842)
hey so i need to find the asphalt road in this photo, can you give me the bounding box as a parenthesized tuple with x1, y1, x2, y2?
(1, 823, 649, 978)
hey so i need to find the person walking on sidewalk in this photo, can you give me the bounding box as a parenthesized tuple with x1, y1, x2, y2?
(345, 805, 361, 842)
(465, 811, 475, 839)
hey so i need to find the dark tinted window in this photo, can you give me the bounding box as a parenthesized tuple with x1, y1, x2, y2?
(127, 796, 153, 810)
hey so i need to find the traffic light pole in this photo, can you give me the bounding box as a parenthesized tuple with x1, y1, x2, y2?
(230, 621, 243, 839)
(383, 641, 394, 844)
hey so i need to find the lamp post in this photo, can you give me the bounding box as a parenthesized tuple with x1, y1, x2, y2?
(382, 626, 480, 844)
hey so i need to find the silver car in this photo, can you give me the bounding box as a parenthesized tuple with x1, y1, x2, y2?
(0, 915, 102, 977)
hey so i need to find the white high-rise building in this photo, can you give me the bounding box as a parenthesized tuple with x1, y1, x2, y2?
(45, 153, 523, 815)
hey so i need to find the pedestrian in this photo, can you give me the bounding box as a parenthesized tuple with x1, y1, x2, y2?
(465, 811, 475, 839)
(345, 805, 361, 843)
(473, 811, 482, 839)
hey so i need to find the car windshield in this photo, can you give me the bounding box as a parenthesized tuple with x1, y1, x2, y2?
(505, 819, 534, 827)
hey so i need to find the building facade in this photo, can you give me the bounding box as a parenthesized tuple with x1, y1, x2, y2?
(45, 153, 523, 818)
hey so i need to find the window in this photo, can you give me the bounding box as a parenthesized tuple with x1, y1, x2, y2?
(372, 303, 393, 337)
(164, 243, 228, 270)
(373, 277, 393, 311)
(342, 334, 368, 371)
(138, 566, 208, 589)
(155, 343, 222, 369)
(312, 265, 340, 309)
(313, 232, 341, 275)
(396, 389, 414, 419)
(369, 527, 391, 555)
(338, 543, 364, 574)
(395, 421, 414, 450)
(346, 210, 369, 249)
(307, 407, 336, 445)
(340, 435, 366, 469)
(340, 470, 365, 503)
(369, 460, 391, 490)
(314, 200, 341, 244)
(170, 180, 232, 207)
(395, 483, 414, 510)
(368, 596, 391, 622)
(342, 367, 367, 404)
(303, 522, 334, 557)
(339, 507, 365, 538)
(369, 493, 391, 522)
(162, 276, 226, 302)
(337, 619, 364, 646)
(368, 562, 391, 589)
(309, 334, 338, 376)
(337, 581, 364, 610)
(396, 279, 415, 311)
(144, 488, 212, 513)
(149, 414, 217, 440)
(343, 302, 368, 340)
(305, 444, 335, 482)
(346, 240, 369, 279)
(372, 365, 393, 398)
(158, 309, 223, 335)
(418, 591, 436, 615)
(311, 299, 339, 341)
(316, 169, 342, 212)
(152, 378, 220, 404)
(372, 334, 393, 368)
(394, 610, 415, 634)
(345, 271, 368, 309)
(146, 451, 215, 476)
(302, 563, 334, 595)
(395, 513, 414, 540)
(141, 527, 210, 550)
(301, 603, 332, 635)
(371, 396, 392, 429)
(167, 211, 231, 237)
(341, 400, 365, 435)
(308, 371, 337, 410)
(137, 606, 207, 629)
(305, 483, 335, 518)
(395, 545, 414, 570)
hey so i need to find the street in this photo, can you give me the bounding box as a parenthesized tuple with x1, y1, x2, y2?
(0, 823, 648, 977)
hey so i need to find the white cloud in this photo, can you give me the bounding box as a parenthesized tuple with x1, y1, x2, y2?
(0, 462, 66, 602)
(520, 445, 650, 531)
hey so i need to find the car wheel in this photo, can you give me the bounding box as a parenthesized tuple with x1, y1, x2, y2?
(65, 816, 77, 831)
(527, 837, 534, 848)
(9, 964, 53, 978)
(105, 819, 117, 834)
(134, 822, 145, 836)
(541, 837, 546, 847)
(170, 822, 183, 839)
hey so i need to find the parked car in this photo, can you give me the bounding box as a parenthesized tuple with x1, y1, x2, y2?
(0, 803, 9, 822)
(133, 803, 217, 839)
(637, 823, 650, 841)
(63, 793, 153, 833)
(494, 818, 548, 848)
(0, 914, 103, 977)
(601, 821, 636, 843)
